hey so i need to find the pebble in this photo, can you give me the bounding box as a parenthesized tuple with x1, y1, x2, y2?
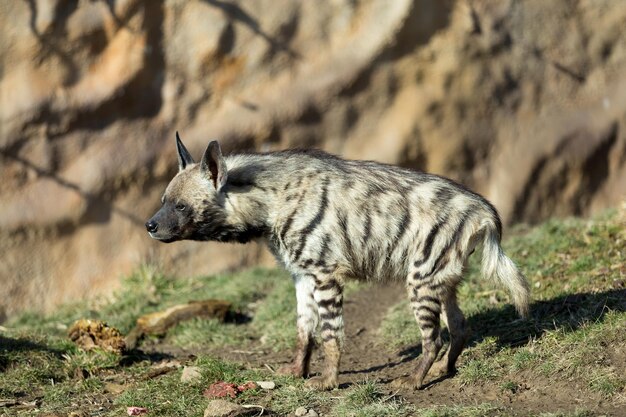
(294, 406, 308, 416)
(180, 366, 202, 383)
(203, 399, 243, 417)
(256, 380, 276, 390)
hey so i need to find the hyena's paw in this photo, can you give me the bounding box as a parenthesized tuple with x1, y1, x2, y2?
(429, 360, 455, 380)
(304, 376, 338, 391)
(277, 364, 305, 378)
(390, 375, 423, 390)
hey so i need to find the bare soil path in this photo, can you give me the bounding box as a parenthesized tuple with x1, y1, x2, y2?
(150, 282, 625, 416)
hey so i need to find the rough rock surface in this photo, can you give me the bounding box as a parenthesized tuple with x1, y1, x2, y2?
(1, 0, 625, 317)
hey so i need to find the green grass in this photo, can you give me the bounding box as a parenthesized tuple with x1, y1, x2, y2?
(9, 266, 296, 351)
(1, 208, 625, 416)
(112, 357, 276, 416)
(414, 403, 504, 417)
(377, 301, 421, 348)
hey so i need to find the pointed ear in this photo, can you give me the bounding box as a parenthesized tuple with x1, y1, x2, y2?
(176, 131, 194, 171)
(200, 140, 228, 191)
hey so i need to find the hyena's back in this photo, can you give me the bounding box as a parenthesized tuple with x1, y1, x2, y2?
(243, 152, 504, 286)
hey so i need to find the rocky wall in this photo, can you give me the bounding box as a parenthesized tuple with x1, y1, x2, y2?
(0, 0, 625, 317)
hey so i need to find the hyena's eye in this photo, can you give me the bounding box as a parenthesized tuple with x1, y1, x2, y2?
(176, 203, 186, 211)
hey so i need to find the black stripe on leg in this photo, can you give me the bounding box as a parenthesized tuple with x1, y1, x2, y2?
(318, 297, 342, 309)
(417, 314, 439, 325)
(319, 311, 340, 321)
(417, 305, 440, 317)
(322, 333, 340, 342)
(321, 322, 341, 332)
(417, 295, 440, 305)
(427, 281, 448, 294)
(419, 322, 437, 330)
(318, 279, 341, 292)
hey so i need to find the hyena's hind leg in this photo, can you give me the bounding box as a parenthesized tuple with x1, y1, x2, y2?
(392, 275, 445, 390)
(305, 274, 344, 390)
(431, 288, 467, 378)
(278, 273, 318, 377)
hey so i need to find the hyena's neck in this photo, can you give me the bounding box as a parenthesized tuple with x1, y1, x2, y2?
(219, 184, 274, 244)
(217, 153, 294, 245)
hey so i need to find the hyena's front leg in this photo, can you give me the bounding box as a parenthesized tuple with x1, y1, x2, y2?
(278, 273, 318, 377)
(305, 276, 344, 390)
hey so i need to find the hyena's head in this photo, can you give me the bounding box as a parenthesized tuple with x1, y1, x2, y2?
(145, 133, 229, 243)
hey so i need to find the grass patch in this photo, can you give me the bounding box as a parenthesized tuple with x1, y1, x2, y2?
(415, 403, 504, 417)
(377, 301, 421, 348)
(331, 381, 415, 417)
(112, 356, 273, 416)
(588, 370, 625, 397)
(252, 276, 298, 350)
(0, 333, 116, 415)
(510, 347, 536, 370)
(458, 357, 499, 384)
(268, 383, 331, 415)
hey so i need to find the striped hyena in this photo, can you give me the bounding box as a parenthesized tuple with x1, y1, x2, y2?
(146, 133, 530, 390)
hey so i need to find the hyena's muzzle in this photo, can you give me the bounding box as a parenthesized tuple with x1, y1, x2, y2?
(145, 202, 188, 243)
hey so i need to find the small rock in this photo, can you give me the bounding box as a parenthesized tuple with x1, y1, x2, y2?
(294, 407, 308, 417)
(145, 366, 177, 379)
(237, 381, 257, 392)
(256, 380, 276, 390)
(127, 407, 148, 416)
(204, 399, 244, 417)
(181, 366, 202, 383)
(204, 381, 239, 399)
(307, 410, 318, 417)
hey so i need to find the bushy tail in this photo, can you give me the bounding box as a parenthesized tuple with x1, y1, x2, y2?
(481, 221, 531, 317)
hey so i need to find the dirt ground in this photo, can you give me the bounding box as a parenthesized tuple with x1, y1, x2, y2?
(149, 283, 626, 416)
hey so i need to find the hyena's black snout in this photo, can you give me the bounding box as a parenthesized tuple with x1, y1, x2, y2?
(145, 220, 158, 233)
(145, 209, 180, 243)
